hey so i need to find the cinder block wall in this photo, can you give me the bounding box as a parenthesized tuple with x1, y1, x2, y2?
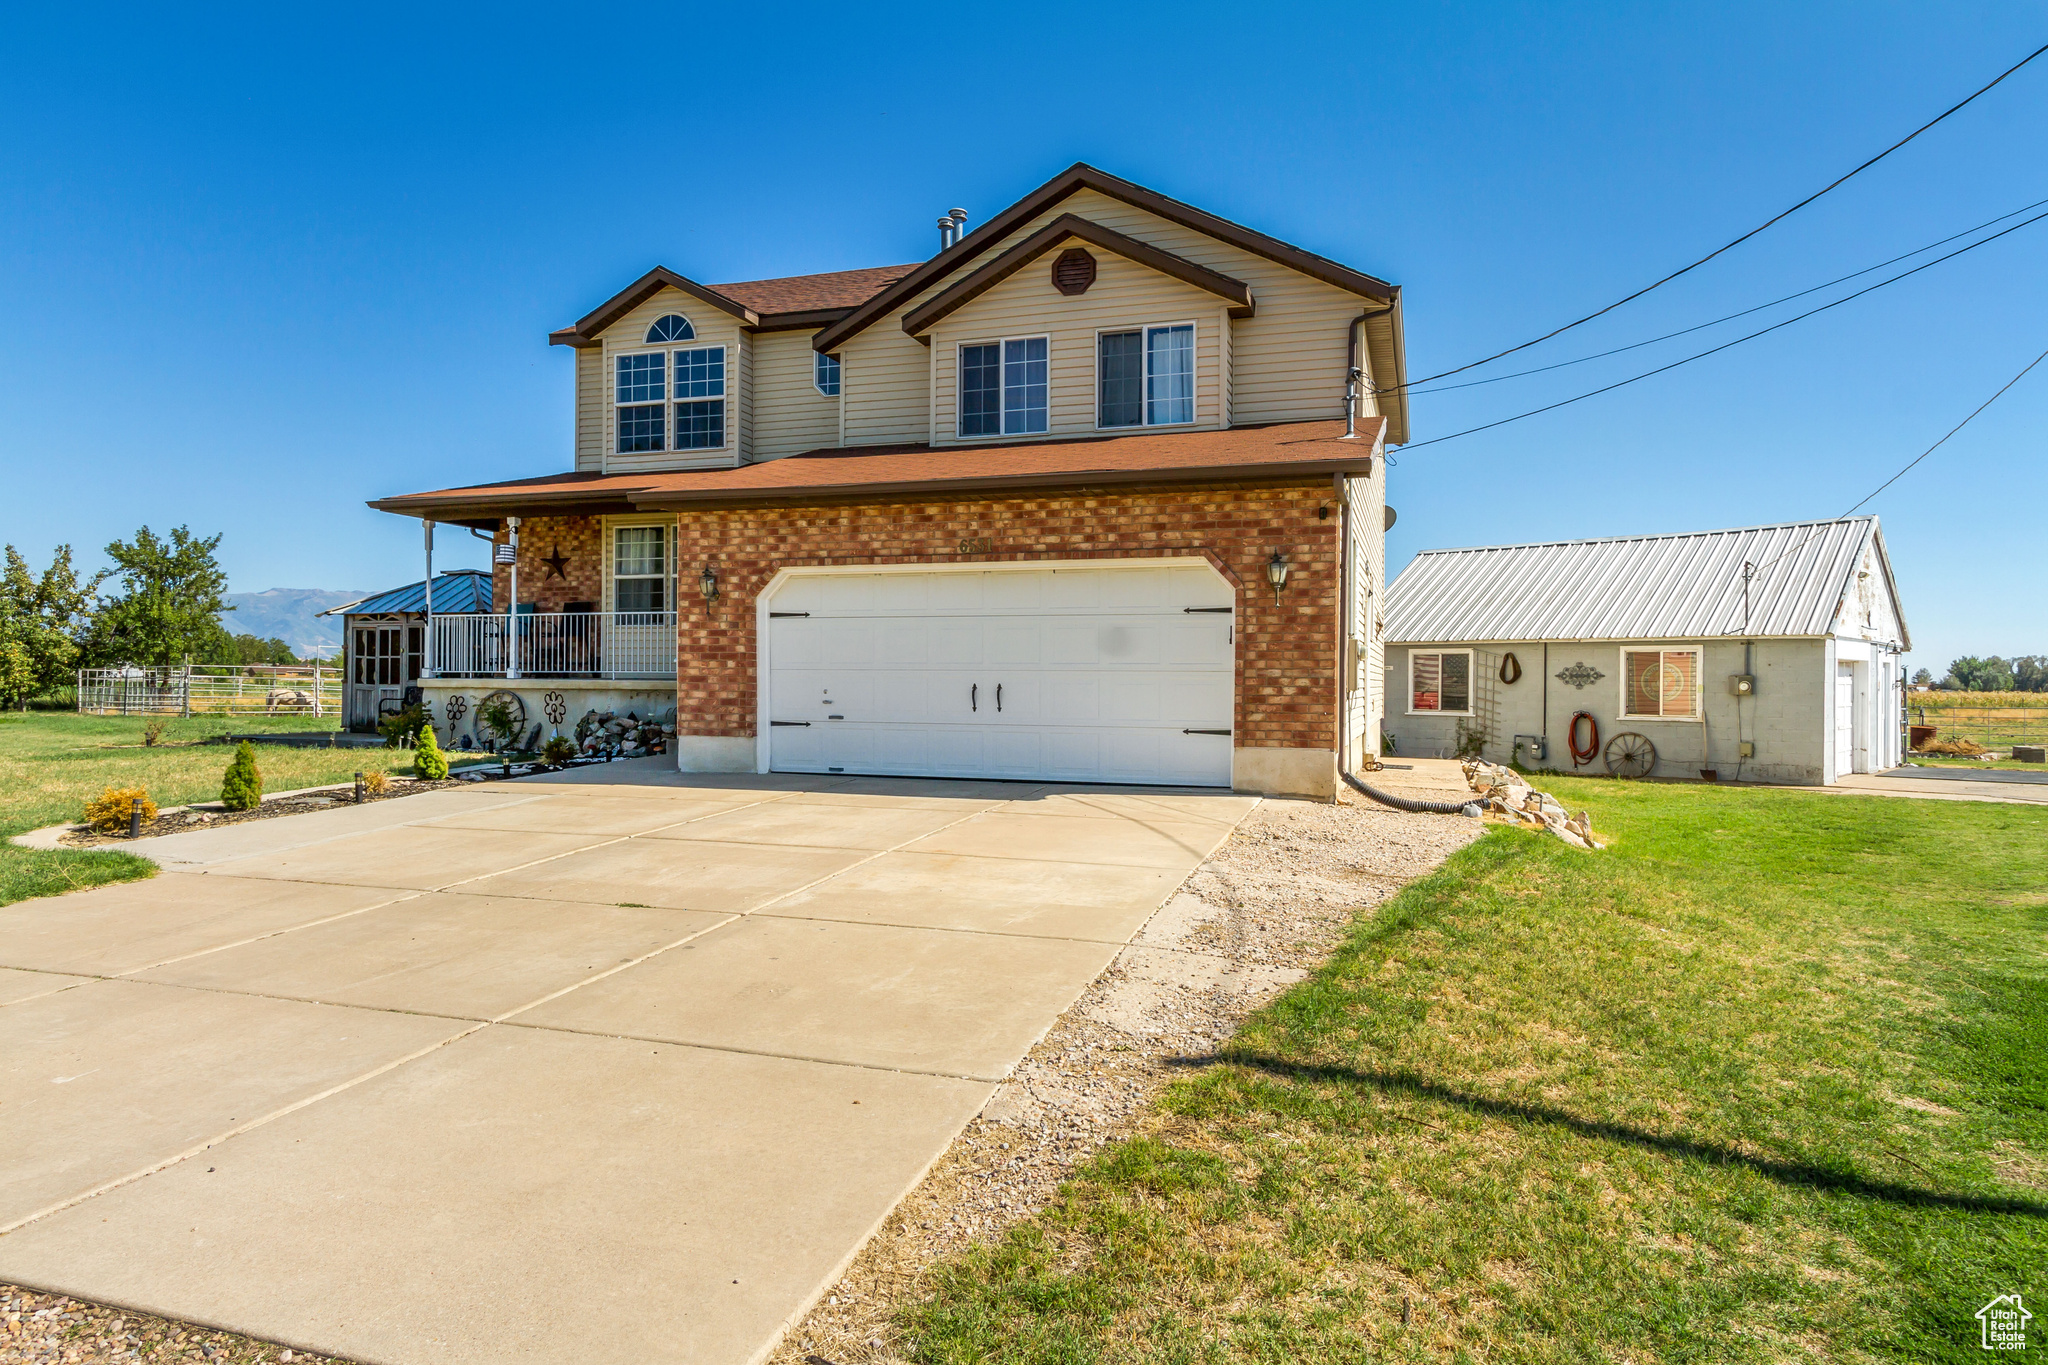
(667, 479, 1344, 767)
(1381, 639, 1827, 784)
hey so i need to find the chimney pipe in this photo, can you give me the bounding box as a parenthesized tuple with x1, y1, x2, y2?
(949, 207, 969, 239)
(936, 216, 955, 252)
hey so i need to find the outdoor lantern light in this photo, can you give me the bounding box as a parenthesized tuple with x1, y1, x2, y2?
(699, 564, 719, 606)
(1267, 550, 1291, 602)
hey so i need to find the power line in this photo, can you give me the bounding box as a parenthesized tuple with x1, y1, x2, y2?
(1398, 207, 2048, 452)
(1405, 194, 2048, 397)
(1390, 38, 2048, 392)
(1838, 341, 2048, 518)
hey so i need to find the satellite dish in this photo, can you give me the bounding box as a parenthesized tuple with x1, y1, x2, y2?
(1383, 505, 1398, 531)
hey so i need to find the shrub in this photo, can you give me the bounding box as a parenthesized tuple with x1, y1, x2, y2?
(84, 786, 157, 832)
(142, 718, 168, 746)
(361, 769, 391, 796)
(476, 695, 519, 751)
(540, 734, 577, 767)
(378, 703, 428, 748)
(221, 740, 263, 810)
(413, 723, 450, 780)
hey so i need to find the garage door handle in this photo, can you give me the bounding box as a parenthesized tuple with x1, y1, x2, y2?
(770, 720, 811, 727)
(1183, 728, 1232, 736)
(970, 683, 977, 712)
(996, 684, 1003, 712)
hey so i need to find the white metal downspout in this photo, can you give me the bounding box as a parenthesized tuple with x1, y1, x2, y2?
(506, 516, 521, 681)
(422, 520, 435, 679)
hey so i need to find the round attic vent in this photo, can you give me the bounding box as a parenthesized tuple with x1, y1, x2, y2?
(1052, 247, 1097, 296)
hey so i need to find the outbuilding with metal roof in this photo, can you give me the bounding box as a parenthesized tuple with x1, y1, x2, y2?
(1380, 518, 1910, 785)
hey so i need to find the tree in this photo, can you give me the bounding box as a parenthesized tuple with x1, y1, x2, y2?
(2012, 656, 2048, 693)
(82, 526, 234, 667)
(230, 633, 299, 665)
(414, 722, 450, 780)
(1944, 656, 2016, 693)
(1910, 668, 1934, 688)
(0, 544, 107, 708)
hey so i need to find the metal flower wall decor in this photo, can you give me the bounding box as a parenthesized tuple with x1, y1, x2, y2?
(1555, 662, 1606, 690)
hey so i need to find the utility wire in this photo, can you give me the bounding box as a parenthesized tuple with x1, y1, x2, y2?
(1405, 194, 2048, 397)
(1389, 39, 2048, 392)
(1398, 207, 2048, 452)
(1838, 341, 2048, 518)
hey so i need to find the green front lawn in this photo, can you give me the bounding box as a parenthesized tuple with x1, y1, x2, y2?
(0, 710, 448, 907)
(906, 781, 2047, 1363)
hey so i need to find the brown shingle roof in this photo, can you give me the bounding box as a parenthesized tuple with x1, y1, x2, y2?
(710, 264, 920, 316)
(369, 419, 1385, 519)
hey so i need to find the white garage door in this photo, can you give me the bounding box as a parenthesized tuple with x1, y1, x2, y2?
(1834, 663, 1856, 778)
(765, 563, 1234, 786)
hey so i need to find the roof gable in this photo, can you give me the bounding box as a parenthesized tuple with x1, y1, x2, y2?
(812, 163, 1395, 355)
(1385, 517, 1909, 645)
(550, 267, 759, 348)
(901, 214, 1254, 339)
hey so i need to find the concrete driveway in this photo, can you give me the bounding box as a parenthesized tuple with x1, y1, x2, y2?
(0, 761, 1256, 1364)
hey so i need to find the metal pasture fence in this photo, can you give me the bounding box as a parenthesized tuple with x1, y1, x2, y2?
(77, 664, 341, 717)
(1906, 704, 2048, 751)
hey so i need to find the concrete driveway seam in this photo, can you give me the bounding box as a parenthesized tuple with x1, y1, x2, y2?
(0, 970, 97, 1009)
(99, 886, 431, 980)
(744, 907, 1143, 947)
(0, 1019, 488, 1238)
(485, 914, 744, 1023)
(739, 800, 1011, 918)
(490, 1018, 1014, 1083)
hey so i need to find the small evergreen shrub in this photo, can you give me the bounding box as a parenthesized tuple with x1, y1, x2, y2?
(221, 740, 264, 811)
(413, 723, 450, 780)
(84, 786, 157, 832)
(540, 734, 577, 767)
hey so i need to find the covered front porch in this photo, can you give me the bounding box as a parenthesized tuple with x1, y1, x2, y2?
(430, 610, 676, 681)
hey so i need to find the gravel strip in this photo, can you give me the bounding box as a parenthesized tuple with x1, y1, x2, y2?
(774, 793, 1484, 1365)
(0, 1286, 349, 1364)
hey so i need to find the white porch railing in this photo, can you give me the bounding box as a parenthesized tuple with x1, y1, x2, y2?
(430, 612, 676, 680)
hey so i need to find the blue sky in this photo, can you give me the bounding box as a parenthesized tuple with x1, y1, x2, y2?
(2, 2, 2042, 673)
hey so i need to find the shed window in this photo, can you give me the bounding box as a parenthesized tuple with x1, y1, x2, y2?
(614, 526, 668, 614)
(1098, 324, 1195, 428)
(1622, 648, 1700, 718)
(815, 351, 841, 396)
(615, 344, 726, 452)
(1409, 650, 1472, 714)
(959, 336, 1048, 436)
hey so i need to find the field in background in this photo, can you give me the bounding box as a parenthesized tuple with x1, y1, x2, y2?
(0, 711, 438, 906)
(904, 781, 2048, 1364)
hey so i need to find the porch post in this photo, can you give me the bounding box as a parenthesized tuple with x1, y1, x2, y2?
(506, 516, 521, 680)
(422, 519, 435, 678)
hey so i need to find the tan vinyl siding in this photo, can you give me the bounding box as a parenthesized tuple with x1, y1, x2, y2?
(925, 253, 1226, 443)
(839, 324, 936, 446)
(592, 286, 743, 473)
(750, 329, 842, 461)
(574, 347, 603, 471)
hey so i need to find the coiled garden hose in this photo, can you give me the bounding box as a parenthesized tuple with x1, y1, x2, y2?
(1343, 770, 1481, 817)
(1568, 711, 1600, 768)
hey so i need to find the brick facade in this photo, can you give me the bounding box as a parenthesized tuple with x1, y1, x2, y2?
(668, 479, 1342, 750)
(492, 515, 605, 613)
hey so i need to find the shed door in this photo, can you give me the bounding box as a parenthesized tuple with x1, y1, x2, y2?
(1834, 663, 1856, 779)
(765, 564, 1234, 787)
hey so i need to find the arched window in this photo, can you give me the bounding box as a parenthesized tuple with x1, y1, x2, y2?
(646, 314, 694, 343)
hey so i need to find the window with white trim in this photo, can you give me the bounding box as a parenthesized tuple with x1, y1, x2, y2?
(959, 336, 1048, 436)
(1098, 323, 1195, 428)
(613, 526, 668, 614)
(646, 314, 694, 343)
(1408, 650, 1472, 714)
(615, 341, 725, 453)
(1622, 647, 1700, 718)
(814, 351, 841, 396)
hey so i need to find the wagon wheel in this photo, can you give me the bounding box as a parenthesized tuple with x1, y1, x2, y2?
(1604, 731, 1657, 779)
(475, 689, 528, 747)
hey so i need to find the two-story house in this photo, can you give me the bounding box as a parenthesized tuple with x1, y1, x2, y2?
(370, 164, 1408, 798)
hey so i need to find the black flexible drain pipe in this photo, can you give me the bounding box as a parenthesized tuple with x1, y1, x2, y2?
(1344, 770, 1481, 817)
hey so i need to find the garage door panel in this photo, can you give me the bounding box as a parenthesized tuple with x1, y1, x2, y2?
(1043, 677, 1101, 720)
(986, 625, 1042, 666)
(1165, 621, 1230, 665)
(879, 621, 928, 665)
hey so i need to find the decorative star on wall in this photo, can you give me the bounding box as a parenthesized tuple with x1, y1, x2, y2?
(1555, 662, 1606, 690)
(540, 546, 570, 580)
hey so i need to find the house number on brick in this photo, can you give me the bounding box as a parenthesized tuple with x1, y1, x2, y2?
(956, 536, 995, 555)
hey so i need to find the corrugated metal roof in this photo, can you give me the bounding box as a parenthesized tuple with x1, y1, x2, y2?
(1386, 517, 1896, 644)
(318, 570, 492, 618)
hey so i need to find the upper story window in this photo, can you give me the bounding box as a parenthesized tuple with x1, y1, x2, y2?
(959, 336, 1048, 437)
(1099, 324, 1194, 428)
(647, 314, 695, 343)
(815, 351, 841, 397)
(616, 344, 726, 453)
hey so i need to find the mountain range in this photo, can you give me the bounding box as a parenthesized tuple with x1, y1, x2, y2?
(220, 588, 371, 659)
